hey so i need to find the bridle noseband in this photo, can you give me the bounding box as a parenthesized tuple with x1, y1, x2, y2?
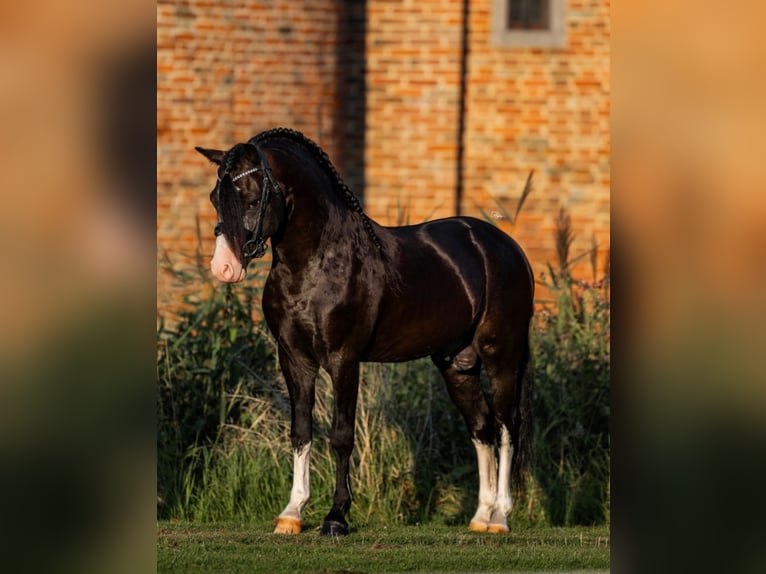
(214, 146, 284, 260)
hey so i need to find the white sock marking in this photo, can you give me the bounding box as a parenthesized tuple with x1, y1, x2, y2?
(493, 425, 514, 522)
(471, 439, 497, 526)
(279, 442, 311, 521)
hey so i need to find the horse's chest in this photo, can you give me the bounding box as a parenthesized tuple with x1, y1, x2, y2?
(263, 259, 378, 341)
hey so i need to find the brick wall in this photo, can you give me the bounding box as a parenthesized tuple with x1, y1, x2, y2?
(157, 0, 365, 312)
(463, 0, 610, 281)
(365, 0, 610, 284)
(158, 0, 610, 316)
(365, 0, 464, 224)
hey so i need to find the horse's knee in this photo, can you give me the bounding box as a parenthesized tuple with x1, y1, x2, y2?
(289, 395, 315, 446)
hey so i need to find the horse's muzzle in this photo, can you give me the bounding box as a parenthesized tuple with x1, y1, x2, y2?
(211, 234, 246, 283)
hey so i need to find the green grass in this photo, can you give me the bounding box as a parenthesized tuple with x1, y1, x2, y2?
(157, 521, 610, 573)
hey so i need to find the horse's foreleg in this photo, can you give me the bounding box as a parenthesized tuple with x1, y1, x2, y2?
(321, 359, 360, 536)
(274, 347, 318, 534)
(274, 442, 312, 534)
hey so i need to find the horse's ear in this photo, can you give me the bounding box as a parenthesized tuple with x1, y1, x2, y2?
(195, 147, 224, 165)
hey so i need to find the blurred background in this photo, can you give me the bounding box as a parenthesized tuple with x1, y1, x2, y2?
(612, 2, 766, 572)
(0, 1, 156, 572)
(0, 0, 764, 571)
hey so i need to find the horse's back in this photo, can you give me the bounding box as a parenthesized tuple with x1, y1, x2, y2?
(388, 216, 533, 299)
(365, 217, 532, 362)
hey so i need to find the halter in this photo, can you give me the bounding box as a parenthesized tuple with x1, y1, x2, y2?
(214, 146, 284, 260)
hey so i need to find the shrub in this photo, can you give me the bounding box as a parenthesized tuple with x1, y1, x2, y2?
(529, 209, 610, 525)
(157, 271, 277, 519)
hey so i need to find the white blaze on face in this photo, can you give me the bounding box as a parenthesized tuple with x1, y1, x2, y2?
(210, 234, 245, 283)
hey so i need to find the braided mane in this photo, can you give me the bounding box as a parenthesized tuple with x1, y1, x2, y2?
(223, 144, 245, 176)
(249, 128, 383, 253)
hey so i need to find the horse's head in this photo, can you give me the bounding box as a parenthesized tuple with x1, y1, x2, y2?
(195, 143, 285, 282)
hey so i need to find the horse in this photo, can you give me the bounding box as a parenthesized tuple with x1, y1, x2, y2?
(195, 127, 534, 536)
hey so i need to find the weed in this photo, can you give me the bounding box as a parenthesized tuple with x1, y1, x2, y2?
(531, 209, 610, 525)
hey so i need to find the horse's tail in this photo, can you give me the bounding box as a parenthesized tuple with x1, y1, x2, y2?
(511, 324, 534, 499)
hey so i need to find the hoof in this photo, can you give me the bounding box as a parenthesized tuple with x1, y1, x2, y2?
(468, 520, 488, 532)
(273, 516, 303, 534)
(320, 519, 349, 536)
(487, 523, 510, 534)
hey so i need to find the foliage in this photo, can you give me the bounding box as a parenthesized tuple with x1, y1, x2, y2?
(157, 271, 276, 518)
(530, 208, 611, 525)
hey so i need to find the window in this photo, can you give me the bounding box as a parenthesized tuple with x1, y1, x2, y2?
(492, 0, 566, 48)
(509, 0, 548, 30)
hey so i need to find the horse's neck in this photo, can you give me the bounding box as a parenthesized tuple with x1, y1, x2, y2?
(272, 184, 360, 263)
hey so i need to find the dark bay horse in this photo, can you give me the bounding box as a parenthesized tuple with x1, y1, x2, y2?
(196, 128, 534, 536)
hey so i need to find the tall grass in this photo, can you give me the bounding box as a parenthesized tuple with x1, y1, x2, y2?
(530, 208, 611, 525)
(157, 204, 610, 528)
(157, 276, 277, 519)
(479, 182, 610, 526)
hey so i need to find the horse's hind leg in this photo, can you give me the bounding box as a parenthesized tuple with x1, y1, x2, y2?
(476, 327, 530, 533)
(432, 353, 498, 532)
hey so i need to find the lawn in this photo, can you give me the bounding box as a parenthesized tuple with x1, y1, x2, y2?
(158, 521, 610, 572)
